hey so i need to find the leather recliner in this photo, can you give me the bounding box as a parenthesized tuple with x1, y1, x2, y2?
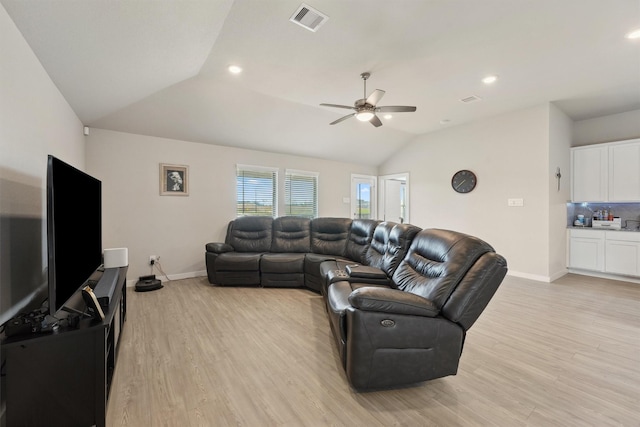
(260, 216, 311, 288)
(326, 228, 508, 390)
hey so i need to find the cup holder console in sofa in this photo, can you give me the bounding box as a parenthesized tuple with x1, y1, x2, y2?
(205, 216, 507, 390)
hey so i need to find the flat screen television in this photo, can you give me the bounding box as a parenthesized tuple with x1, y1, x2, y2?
(47, 155, 102, 316)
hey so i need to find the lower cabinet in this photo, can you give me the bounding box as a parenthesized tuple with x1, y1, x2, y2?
(569, 229, 640, 277)
(569, 229, 605, 272)
(605, 231, 640, 276)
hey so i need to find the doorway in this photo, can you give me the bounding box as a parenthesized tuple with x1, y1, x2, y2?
(379, 173, 409, 223)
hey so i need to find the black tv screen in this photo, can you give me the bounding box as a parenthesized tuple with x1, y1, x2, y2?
(47, 155, 102, 315)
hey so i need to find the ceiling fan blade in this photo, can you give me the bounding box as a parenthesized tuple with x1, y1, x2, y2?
(375, 106, 417, 113)
(370, 115, 383, 127)
(320, 103, 356, 110)
(330, 113, 356, 125)
(365, 89, 385, 106)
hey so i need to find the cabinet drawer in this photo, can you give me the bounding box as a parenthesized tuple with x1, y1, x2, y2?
(569, 229, 605, 239)
(605, 231, 640, 243)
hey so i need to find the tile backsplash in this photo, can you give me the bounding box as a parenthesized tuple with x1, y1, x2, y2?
(567, 202, 640, 229)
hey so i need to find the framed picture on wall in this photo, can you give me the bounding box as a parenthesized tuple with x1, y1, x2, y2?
(160, 163, 189, 196)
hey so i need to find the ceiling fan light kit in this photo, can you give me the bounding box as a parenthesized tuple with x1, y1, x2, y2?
(320, 72, 416, 127)
(356, 111, 375, 121)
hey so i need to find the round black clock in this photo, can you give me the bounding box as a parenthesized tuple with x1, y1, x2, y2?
(451, 170, 477, 193)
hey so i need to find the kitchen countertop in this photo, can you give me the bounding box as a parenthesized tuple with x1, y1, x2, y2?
(567, 226, 640, 232)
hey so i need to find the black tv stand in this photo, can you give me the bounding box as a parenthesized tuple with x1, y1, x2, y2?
(60, 304, 92, 318)
(1, 266, 128, 427)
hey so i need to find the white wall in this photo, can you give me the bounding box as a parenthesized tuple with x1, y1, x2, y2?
(0, 2, 84, 322)
(572, 109, 640, 146)
(85, 129, 376, 281)
(379, 105, 553, 280)
(548, 103, 572, 281)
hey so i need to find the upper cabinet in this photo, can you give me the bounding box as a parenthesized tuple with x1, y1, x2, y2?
(572, 145, 608, 202)
(609, 141, 640, 201)
(571, 139, 640, 202)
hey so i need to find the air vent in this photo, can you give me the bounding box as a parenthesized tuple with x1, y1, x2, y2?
(460, 95, 482, 103)
(290, 3, 329, 32)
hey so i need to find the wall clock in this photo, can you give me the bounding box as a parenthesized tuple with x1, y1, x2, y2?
(451, 170, 477, 193)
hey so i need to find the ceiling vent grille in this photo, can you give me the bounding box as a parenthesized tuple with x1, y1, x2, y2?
(460, 95, 482, 103)
(290, 3, 329, 32)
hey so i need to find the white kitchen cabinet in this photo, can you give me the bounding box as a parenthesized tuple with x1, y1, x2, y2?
(571, 138, 640, 202)
(608, 140, 640, 202)
(568, 229, 605, 272)
(605, 231, 640, 276)
(571, 145, 608, 202)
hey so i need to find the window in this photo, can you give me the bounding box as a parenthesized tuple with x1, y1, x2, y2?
(285, 169, 318, 218)
(236, 165, 278, 217)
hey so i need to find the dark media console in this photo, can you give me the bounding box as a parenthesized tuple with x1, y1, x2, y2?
(1, 266, 128, 427)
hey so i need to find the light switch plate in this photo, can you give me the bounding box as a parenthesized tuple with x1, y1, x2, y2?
(508, 198, 524, 207)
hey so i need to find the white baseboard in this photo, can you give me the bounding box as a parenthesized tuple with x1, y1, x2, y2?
(507, 270, 554, 283)
(567, 269, 640, 285)
(126, 270, 207, 287)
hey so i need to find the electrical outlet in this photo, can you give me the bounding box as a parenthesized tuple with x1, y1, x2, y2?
(149, 255, 158, 265)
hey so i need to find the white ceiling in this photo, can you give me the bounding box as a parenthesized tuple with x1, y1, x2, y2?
(3, 0, 640, 166)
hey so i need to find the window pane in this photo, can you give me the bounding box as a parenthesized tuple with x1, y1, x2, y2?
(236, 166, 277, 217)
(285, 170, 318, 218)
(355, 182, 371, 219)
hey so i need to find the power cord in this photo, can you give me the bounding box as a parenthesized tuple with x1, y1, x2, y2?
(150, 258, 171, 282)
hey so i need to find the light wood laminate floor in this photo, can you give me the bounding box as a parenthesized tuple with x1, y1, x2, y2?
(106, 274, 640, 426)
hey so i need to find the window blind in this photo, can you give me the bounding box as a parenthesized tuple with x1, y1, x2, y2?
(236, 165, 278, 217)
(285, 169, 318, 218)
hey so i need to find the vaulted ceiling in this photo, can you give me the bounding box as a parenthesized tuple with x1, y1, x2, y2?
(3, 0, 639, 165)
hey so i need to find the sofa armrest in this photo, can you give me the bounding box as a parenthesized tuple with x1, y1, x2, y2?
(345, 264, 387, 280)
(348, 287, 439, 317)
(205, 242, 234, 253)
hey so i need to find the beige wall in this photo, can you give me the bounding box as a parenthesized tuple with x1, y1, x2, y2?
(548, 104, 572, 280)
(572, 109, 640, 146)
(85, 129, 376, 281)
(379, 105, 554, 280)
(0, 3, 85, 322)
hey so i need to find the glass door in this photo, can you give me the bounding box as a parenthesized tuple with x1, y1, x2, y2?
(351, 175, 376, 219)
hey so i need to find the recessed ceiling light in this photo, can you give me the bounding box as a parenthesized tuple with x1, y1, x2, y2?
(482, 75, 498, 84)
(440, 119, 451, 125)
(228, 65, 243, 74)
(384, 114, 392, 120)
(626, 28, 640, 39)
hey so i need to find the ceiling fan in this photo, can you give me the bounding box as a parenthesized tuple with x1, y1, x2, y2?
(320, 72, 417, 127)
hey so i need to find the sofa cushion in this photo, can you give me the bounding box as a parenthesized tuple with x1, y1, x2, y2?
(344, 219, 379, 263)
(271, 216, 311, 253)
(348, 287, 439, 317)
(261, 253, 305, 274)
(310, 217, 351, 256)
(392, 229, 493, 309)
(216, 252, 263, 271)
(227, 216, 273, 252)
